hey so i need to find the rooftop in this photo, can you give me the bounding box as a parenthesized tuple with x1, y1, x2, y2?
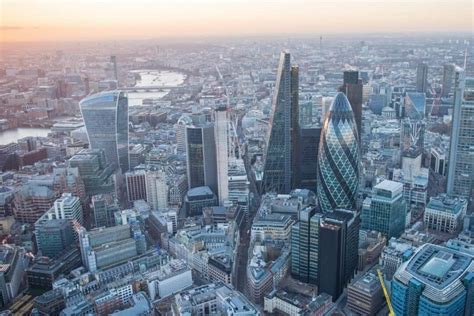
(396, 244, 474, 291)
(426, 194, 467, 215)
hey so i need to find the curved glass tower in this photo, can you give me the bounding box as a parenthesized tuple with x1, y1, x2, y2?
(80, 91, 129, 172)
(317, 92, 359, 212)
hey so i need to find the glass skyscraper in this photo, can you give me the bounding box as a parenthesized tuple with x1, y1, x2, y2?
(317, 92, 360, 212)
(361, 180, 407, 239)
(262, 51, 298, 194)
(185, 124, 218, 196)
(447, 71, 474, 199)
(79, 91, 129, 172)
(392, 244, 474, 316)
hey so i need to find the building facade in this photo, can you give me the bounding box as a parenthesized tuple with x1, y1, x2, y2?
(317, 92, 360, 212)
(391, 244, 474, 316)
(79, 91, 129, 172)
(361, 180, 407, 239)
(262, 51, 298, 194)
(447, 73, 474, 199)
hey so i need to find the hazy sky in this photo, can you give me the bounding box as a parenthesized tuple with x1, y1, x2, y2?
(0, 0, 472, 42)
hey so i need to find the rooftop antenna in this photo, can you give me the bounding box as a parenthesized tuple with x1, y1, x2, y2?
(320, 35, 323, 51)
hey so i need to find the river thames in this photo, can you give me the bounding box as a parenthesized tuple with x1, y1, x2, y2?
(0, 70, 186, 143)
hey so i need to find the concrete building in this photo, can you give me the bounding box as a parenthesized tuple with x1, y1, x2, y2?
(13, 184, 58, 224)
(184, 186, 218, 217)
(145, 169, 168, 210)
(78, 225, 137, 272)
(125, 170, 147, 202)
(215, 105, 229, 204)
(145, 259, 192, 299)
(347, 270, 384, 316)
(0, 245, 29, 307)
(424, 194, 467, 233)
(379, 238, 416, 280)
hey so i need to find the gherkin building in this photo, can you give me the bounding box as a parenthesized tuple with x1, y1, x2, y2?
(317, 92, 360, 212)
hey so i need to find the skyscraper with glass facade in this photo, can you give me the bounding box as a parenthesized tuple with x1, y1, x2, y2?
(342, 70, 363, 139)
(185, 124, 218, 196)
(317, 92, 360, 212)
(79, 91, 129, 172)
(416, 62, 428, 93)
(447, 71, 474, 199)
(262, 51, 298, 194)
(391, 244, 474, 316)
(361, 180, 407, 239)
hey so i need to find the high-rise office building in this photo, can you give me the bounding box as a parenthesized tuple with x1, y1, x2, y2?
(110, 55, 118, 81)
(79, 91, 129, 172)
(145, 170, 168, 210)
(35, 219, 74, 258)
(442, 63, 456, 97)
(447, 72, 474, 199)
(125, 170, 147, 202)
(290, 65, 300, 189)
(185, 124, 218, 195)
(296, 125, 321, 192)
(291, 208, 359, 301)
(262, 51, 298, 194)
(317, 209, 360, 301)
(391, 244, 474, 316)
(317, 92, 360, 212)
(291, 206, 316, 283)
(214, 105, 229, 204)
(35, 193, 84, 227)
(91, 194, 118, 228)
(69, 149, 115, 196)
(361, 180, 407, 239)
(342, 70, 363, 138)
(228, 158, 250, 214)
(416, 62, 428, 93)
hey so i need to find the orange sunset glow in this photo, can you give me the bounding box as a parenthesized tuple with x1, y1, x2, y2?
(1, 0, 472, 43)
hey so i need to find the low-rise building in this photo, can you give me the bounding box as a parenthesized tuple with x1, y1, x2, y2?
(347, 270, 384, 316)
(424, 194, 467, 233)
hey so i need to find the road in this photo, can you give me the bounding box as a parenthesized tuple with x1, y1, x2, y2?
(233, 152, 261, 293)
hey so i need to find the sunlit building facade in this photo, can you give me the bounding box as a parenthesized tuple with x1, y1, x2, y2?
(262, 51, 298, 194)
(317, 92, 360, 212)
(79, 91, 129, 172)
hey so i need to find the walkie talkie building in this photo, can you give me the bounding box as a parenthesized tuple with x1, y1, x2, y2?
(317, 92, 360, 212)
(80, 91, 129, 172)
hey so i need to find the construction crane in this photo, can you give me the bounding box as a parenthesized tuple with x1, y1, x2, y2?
(377, 268, 396, 316)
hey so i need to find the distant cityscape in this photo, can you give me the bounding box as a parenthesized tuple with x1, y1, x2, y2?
(0, 33, 473, 315)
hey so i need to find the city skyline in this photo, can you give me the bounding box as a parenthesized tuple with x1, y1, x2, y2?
(0, 1, 473, 312)
(0, 0, 472, 43)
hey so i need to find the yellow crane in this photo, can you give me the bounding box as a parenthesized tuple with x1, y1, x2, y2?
(377, 268, 395, 316)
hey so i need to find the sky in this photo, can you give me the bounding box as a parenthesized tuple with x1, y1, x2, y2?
(0, 0, 472, 42)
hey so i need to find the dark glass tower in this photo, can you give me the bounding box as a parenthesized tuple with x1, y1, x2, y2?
(79, 91, 129, 172)
(317, 92, 360, 212)
(185, 124, 218, 195)
(262, 51, 298, 194)
(416, 62, 428, 93)
(342, 70, 363, 139)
